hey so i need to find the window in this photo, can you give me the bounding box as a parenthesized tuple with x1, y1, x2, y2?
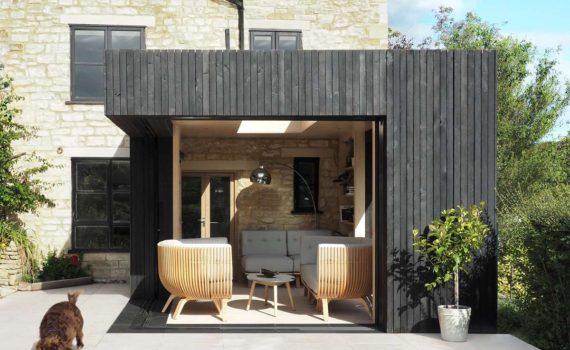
(293, 157, 319, 213)
(70, 26, 144, 102)
(72, 158, 130, 251)
(250, 30, 302, 50)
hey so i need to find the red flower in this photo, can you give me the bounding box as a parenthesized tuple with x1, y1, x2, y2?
(69, 255, 79, 267)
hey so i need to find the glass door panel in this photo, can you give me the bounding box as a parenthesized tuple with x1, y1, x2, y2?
(209, 176, 231, 239)
(181, 174, 233, 240)
(181, 176, 202, 238)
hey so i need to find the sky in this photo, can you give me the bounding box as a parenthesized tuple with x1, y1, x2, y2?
(389, 0, 570, 140)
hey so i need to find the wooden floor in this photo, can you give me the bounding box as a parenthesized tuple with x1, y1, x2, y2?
(166, 284, 373, 325)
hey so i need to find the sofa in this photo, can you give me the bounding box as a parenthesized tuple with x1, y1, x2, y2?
(240, 230, 333, 278)
(299, 236, 373, 321)
(157, 237, 233, 321)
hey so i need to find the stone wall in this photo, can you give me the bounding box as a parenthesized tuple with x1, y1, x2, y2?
(82, 253, 129, 283)
(0, 0, 386, 281)
(245, 0, 388, 49)
(181, 137, 342, 232)
(0, 242, 23, 290)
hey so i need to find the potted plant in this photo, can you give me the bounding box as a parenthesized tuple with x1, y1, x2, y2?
(412, 202, 490, 342)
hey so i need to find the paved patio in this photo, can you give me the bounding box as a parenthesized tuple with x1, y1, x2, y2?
(0, 283, 535, 350)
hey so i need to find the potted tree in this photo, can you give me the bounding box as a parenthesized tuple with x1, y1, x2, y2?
(412, 202, 490, 342)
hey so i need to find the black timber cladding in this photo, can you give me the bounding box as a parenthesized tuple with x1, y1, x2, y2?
(106, 49, 497, 333)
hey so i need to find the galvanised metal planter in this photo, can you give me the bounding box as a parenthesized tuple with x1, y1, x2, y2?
(438, 305, 471, 342)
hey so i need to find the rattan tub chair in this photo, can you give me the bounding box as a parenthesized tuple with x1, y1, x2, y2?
(300, 236, 372, 321)
(157, 238, 233, 321)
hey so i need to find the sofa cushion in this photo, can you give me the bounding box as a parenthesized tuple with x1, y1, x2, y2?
(241, 255, 294, 273)
(290, 254, 301, 272)
(300, 236, 372, 265)
(286, 230, 333, 256)
(300, 264, 318, 292)
(241, 230, 287, 255)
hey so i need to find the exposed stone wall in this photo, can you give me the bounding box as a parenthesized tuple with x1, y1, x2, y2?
(245, 0, 388, 49)
(181, 137, 341, 232)
(82, 253, 129, 283)
(0, 0, 386, 281)
(0, 242, 23, 289)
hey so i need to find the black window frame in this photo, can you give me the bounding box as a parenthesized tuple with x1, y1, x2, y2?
(292, 157, 320, 214)
(71, 157, 131, 252)
(69, 25, 145, 104)
(249, 29, 303, 50)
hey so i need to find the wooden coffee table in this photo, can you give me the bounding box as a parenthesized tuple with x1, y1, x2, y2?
(246, 273, 296, 316)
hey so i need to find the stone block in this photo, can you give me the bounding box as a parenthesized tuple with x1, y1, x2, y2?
(107, 253, 129, 261)
(82, 253, 106, 262)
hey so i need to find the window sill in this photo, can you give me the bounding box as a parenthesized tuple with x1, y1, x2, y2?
(65, 100, 104, 105)
(291, 210, 324, 215)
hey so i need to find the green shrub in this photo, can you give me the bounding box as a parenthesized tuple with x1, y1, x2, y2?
(37, 250, 89, 282)
(499, 184, 570, 350)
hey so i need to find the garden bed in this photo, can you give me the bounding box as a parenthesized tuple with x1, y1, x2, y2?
(18, 276, 92, 291)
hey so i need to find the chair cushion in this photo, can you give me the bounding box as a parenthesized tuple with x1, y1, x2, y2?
(300, 264, 318, 292)
(241, 230, 287, 255)
(158, 238, 228, 246)
(300, 236, 372, 265)
(290, 254, 301, 272)
(286, 230, 332, 256)
(180, 237, 228, 244)
(241, 255, 294, 273)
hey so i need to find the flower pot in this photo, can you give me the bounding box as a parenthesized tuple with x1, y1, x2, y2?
(437, 305, 471, 342)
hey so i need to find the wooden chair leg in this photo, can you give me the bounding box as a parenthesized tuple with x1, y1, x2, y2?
(172, 298, 189, 320)
(221, 299, 228, 322)
(322, 298, 329, 321)
(212, 299, 221, 314)
(295, 276, 301, 288)
(286, 282, 296, 311)
(161, 294, 176, 313)
(359, 297, 373, 319)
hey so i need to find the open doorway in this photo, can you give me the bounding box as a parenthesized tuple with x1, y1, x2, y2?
(158, 119, 382, 328)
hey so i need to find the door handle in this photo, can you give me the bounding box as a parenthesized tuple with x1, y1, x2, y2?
(198, 217, 206, 227)
(210, 221, 220, 224)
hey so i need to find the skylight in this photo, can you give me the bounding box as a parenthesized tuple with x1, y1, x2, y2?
(236, 121, 317, 134)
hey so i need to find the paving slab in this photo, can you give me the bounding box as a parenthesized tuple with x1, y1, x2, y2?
(0, 284, 537, 350)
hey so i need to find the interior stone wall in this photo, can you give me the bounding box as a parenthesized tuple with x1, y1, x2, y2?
(180, 137, 342, 233)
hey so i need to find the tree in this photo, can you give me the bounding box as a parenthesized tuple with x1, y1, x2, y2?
(388, 28, 431, 49)
(413, 203, 490, 308)
(0, 64, 54, 220)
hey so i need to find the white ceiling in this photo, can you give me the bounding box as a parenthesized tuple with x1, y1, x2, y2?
(174, 120, 370, 139)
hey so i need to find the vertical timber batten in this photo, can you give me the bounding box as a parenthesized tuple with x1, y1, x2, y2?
(105, 49, 497, 332)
